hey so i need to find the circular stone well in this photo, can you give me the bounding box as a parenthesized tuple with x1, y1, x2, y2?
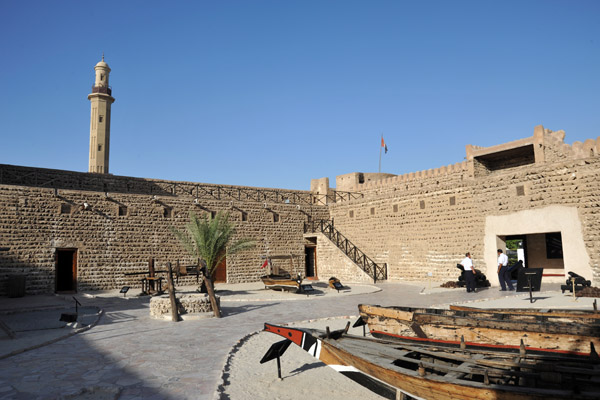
(149, 293, 219, 320)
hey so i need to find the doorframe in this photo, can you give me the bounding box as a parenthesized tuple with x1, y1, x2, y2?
(304, 245, 317, 279)
(55, 248, 78, 293)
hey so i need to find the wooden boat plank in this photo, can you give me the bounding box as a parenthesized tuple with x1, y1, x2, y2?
(360, 304, 600, 327)
(412, 313, 600, 336)
(359, 304, 416, 322)
(374, 334, 600, 365)
(449, 304, 600, 320)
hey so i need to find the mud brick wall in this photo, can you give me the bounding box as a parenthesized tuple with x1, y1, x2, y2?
(329, 169, 478, 283)
(0, 165, 329, 296)
(310, 233, 374, 283)
(328, 149, 600, 284)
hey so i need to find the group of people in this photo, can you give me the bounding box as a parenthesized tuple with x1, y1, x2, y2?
(459, 249, 522, 293)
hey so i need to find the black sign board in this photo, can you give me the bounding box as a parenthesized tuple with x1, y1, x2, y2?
(260, 339, 292, 380)
(332, 282, 343, 290)
(260, 339, 291, 364)
(517, 268, 543, 292)
(517, 268, 544, 303)
(300, 284, 315, 292)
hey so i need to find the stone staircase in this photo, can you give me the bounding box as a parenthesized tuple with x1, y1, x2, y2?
(305, 219, 387, 283)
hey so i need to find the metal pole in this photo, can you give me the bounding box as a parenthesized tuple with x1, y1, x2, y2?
(276, 355, 282, 380)
(379, 137, 382, 173)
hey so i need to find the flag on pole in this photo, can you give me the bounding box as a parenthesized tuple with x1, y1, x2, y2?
(381, 137, 388, 154)
(261, 258, 269, 269)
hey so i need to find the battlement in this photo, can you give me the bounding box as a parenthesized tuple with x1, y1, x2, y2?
(330, 125, 600, 193)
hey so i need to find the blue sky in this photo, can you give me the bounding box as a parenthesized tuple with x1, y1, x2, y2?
(1, 1, 598, 190)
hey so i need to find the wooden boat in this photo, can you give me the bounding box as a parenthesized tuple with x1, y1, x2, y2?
(449, 304, 600, 320)
(260, 273, 301, 291)
(358, 304, 600, 354)
(264, 322, 600, 400)
(260, 254, 303, 291)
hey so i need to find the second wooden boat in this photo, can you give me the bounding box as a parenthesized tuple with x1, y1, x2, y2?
(358, 304, 600, 354)
(260, 254, 303, 291)
(260, 274, 301, 291)
(264, 322, 600, 400)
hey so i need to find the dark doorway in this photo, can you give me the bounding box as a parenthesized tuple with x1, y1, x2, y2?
(55, 249, 77, 293)
(305, 246, 316, 278)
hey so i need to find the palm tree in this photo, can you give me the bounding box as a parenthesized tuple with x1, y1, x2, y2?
(172, 211, 254, 318)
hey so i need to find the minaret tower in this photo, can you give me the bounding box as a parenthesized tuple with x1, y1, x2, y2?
(88, 55, 115, 174)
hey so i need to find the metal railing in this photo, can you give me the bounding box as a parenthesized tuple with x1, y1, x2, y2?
(0, 164, 363, 206)
(305, 219, 387, 283)
(91, 86, 112, 95)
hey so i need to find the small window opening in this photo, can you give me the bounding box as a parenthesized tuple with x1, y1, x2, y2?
(163, 207, 172, 218)
(420, 200, 425, 209)
(210, 211, 216, 219)
(60, 203, 71, 214)
(393, 204, 398, 213)
(516, 186, 525, 196)
(241, 211, 248, 222)
(358, 173, 365, 184)
(349, 210, 354, 218)
(450, 196, 456, 206)
(98, 145, 102, 151)
(99, 115, 103, 123)
(118, 205, 128, 216)
(370, 207, 375, 215)
(273, 213, 280, 223)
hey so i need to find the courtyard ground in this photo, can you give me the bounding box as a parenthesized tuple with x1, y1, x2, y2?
(0, 280, 596, 399)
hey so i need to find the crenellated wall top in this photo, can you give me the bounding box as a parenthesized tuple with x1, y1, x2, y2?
(328, 125, 600, 194)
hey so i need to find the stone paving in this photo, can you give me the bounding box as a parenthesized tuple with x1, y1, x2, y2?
(0, 281, 590, 400)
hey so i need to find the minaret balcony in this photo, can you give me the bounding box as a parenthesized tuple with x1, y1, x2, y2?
(91, 86, 112, 95)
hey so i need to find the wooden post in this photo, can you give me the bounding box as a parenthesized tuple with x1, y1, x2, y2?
(148, 257, 155, 291)
(204, 272, 221, 318)
(166, 262, 179, 322)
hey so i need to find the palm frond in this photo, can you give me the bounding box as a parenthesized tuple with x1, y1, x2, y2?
(171, 211, 255, 276)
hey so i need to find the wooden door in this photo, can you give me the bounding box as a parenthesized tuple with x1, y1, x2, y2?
(214, 257, 227, 283)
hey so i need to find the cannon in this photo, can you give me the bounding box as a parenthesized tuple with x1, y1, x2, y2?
(561, 271, 592, 293)
(456, 264, 490, 288)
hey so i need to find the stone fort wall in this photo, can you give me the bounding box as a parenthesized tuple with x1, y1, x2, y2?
(326, 127, 600, 285)
(0, 165, 329, 295)
(2, 126, 599, 295)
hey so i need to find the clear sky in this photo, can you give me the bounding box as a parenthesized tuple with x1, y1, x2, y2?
(1, 1, 598, 190)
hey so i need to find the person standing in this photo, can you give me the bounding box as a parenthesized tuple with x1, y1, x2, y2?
(497, 249, 513, 291)
(460, 252, 476, 293)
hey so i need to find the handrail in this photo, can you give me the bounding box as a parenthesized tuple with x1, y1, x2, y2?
(0, 164, 362, 205)
(304, 219, 387, 283)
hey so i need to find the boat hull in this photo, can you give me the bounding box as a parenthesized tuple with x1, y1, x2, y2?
(264, 323, 600, 400)
(359, 304, 600, 354)
(260, 275, 300, 291)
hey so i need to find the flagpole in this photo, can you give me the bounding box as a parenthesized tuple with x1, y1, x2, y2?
(378, 134, 382, 173)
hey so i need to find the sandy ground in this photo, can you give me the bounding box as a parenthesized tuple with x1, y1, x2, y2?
(218, 316, 383, 400)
